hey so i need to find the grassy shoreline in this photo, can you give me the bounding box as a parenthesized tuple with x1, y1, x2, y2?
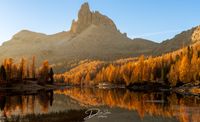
(0, 81, 199, 96)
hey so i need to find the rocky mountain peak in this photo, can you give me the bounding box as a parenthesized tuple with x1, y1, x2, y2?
(70, 2, 117, 33)
(78, 2, 90, 17)
(191, 26, 200, 43)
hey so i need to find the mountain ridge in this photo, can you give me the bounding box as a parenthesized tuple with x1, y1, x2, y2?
(153, 26, 200, 55)
(0, 2, 199, 72)
(70, 2, 117, 34)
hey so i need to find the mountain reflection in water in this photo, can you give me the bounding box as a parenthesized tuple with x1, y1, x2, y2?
(0, 88, 199, 122)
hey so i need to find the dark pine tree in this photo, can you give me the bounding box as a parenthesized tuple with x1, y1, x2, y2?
(49, 67, 54, 84)
(0, 65, 7, 82)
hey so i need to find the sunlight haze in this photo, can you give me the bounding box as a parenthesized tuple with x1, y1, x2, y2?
(0, 0, 200, 45)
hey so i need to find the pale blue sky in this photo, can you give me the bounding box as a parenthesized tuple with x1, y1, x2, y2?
(0, 0, 200, 45)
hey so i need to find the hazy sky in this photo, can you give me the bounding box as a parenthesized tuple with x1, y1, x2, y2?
(0, 0, 200, 45)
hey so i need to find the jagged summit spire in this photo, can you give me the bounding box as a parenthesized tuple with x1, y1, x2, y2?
(70, 2, 117, 33)
(79, 2, 90, 13)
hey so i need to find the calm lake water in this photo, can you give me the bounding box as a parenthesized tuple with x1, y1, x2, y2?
(0, 87, 199, 122)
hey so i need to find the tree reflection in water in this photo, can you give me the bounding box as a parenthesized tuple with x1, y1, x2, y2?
(55, 88, 200, 122)
(0, 88, 199, 122)
(0, 90, 53, 118)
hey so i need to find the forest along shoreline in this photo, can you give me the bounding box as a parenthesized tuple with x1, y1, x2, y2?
(126, 81, 200, 96)
(1, 44, 200, 96)
(54, 45, 200, 96)
(0, 57, 61, 93)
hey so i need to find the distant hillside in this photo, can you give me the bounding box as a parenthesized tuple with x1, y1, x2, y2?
(153, 26, 200, 55)
(55, 41, 200, 86)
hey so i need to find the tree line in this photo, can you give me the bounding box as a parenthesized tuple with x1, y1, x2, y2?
(0, 56, 54, 85)
(55, 44, 200, 86)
